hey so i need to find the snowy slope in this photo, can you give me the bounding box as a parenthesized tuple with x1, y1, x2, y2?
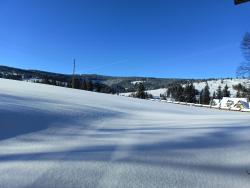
(193, 78, 250, 97)
(0, 78, 250, 188)
(127, 78, 250, 98)
(146, 88, 167, 97)
(120, 88, 167, 98)
(131, 81, 145, 85)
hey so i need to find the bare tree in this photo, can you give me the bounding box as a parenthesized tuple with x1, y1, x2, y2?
(237, 32, 250, 78)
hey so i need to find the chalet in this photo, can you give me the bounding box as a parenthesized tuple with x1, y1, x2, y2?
(219, 97, 249, 109)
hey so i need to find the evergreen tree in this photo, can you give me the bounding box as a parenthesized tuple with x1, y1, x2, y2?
(189, 83, 196, 103)
(233, 83, 244, 97)
(236, 90, 241, 98)
(160, 93, 167, 100)
(42, 76, 49, 85)
(86, 80, 93, 91)
(136, 83, 147, 99)
(81, 80, 87, 90)
(67, 81, 72, 88)
(183, 84, 190, 102)
(222, 84, 230, 97)
(71, 78, 80, 89)
(183, 83, 196, 103)
(212, 91, 216, 99)
(199, 90, 203, 104)
(216, 86, 222, 99)
(94, 82, 101, 92)
(51, 79, 56, 86)
(201, 83, 210, 104)
(167, 89, 171, 98)
(176, 85, 184, 102)
(236, 86, 242, 97)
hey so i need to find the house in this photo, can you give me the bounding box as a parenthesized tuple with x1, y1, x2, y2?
(234, 100, 249, 109)
(220, 97, 249, 109)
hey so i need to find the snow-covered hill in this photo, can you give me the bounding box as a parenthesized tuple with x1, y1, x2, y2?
(120, 88, 167, 98)
(125, 78, 249, 99)
(0, 78, 250, 188)
(193, 78, 250, 97)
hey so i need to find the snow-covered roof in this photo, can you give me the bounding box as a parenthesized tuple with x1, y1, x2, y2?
(234, 101, 249, 109)
(220, 97, 249, 109)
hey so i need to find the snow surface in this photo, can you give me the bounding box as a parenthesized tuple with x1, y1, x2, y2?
(120, 88, 167, 99)
(131, 81, 145, 85)
(23, 78, 43, 83)
(146, 88, 167, 98)
(0, 78, 250, 188)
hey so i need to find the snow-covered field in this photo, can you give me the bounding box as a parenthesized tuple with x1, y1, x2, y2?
(120, 88, 167, 98)
(0, 78, 250, 188)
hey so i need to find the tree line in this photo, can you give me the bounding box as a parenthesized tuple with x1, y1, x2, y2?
(40, 77, 119, 94)
(129, 83, 153, 99)
(166, 83, 231, 105)
(233, 83, 250, 99)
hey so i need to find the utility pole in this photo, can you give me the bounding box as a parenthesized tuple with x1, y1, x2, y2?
(72, 58, 76, 88)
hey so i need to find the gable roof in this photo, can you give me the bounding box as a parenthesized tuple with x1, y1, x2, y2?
(220, 97, 249, 109)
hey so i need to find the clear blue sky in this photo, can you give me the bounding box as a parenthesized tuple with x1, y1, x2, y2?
(0, 0, 250, 78)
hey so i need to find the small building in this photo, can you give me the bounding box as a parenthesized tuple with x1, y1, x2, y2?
(220, 97, 249, 109)
(234, 100, 249, 109)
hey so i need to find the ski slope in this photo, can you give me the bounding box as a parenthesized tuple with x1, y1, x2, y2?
(0, 78, 250, 188)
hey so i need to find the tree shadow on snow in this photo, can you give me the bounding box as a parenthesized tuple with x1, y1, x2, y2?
(0, 122, 249, 161)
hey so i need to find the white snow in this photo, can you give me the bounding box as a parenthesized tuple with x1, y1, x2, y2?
(23, 78, 43, 83)
(146, 88, 167, 98)
(131, 80, 145, 85)
(0, 78, 250, 188)
(120, 88, 167, 99)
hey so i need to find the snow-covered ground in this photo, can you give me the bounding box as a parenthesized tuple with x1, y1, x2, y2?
(120, 88, 167, 98)
(23, 78, 43, 83)
(0, 78, 250, 188)
(146, 88, 167, 98)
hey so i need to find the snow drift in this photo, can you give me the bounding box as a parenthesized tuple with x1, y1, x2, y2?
(0, 78, 250, 188)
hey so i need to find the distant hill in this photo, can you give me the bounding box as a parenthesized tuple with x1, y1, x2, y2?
(1, 65, 247, 96)
(119, 79, 250, 99)
(0, 65, 191, 93)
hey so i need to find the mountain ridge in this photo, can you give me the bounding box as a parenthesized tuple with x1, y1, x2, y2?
(0, 65, 247, 95)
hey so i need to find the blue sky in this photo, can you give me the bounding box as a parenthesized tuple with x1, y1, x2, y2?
(0, 0, 250, 78)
